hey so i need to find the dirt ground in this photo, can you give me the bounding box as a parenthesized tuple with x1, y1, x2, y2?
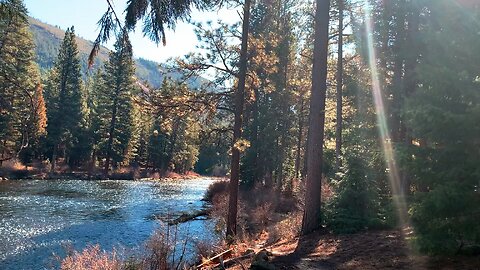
(228, 230, 480, 270)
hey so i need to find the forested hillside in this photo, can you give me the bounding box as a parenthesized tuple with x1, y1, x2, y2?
(29, 17, 206, 88)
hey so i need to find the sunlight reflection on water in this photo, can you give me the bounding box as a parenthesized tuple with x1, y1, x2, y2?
(0, 178, 218, 270)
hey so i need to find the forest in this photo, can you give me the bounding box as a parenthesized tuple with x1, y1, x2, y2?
(1, 0, 479, 269)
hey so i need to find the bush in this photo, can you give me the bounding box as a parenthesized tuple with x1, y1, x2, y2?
(410, 183, 480, 255)
(326, 154, 381, 234)
(203, 180, 229, 202)
(60, 245, 121, 270)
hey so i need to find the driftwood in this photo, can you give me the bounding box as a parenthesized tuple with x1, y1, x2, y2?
(195, 248, 233, 269)
(195, 249, 256, 270)
(168, 209, 209, 225)
(215, 250, 255, 269)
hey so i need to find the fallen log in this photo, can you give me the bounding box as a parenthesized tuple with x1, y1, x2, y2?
(168, 209, 209, 225)
(214, 250, 255, 269)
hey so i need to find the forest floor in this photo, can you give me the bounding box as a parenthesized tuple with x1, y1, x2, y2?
(201, 182, 480, 270)
(227, 229, 480, 270)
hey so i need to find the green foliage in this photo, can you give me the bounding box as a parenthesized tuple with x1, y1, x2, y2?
(195, 110, 231, 175)
(44, 26, 87, 167)
(93, 32, 136, 170)
(324, 59, 396, 234)
(410, 183, 480, 254)
(240, 0, 298, 188)
(144, 81, 203, 173)
(0, 0, 43, 162)
(404, 0, 480, 254)
(326, 148, 389, 234)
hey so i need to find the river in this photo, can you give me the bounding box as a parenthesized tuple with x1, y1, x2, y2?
(0, 178, 219, 270)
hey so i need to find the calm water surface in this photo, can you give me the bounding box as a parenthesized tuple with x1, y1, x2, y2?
(0, 178, 218, 270)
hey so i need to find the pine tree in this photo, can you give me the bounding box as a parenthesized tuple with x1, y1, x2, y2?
(44, 26, 85, 171)
(0, 0, 43, 164)
(226, 0, 252, 240)
(19, 82, 48, 164)
(301, 0, 331, 235)
(96, 31, 136, 175)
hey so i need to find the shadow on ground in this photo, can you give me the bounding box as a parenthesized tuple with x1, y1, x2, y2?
(268, 230, 480, 270)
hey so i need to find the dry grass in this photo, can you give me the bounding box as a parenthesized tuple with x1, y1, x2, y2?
(108, 167, 136, 180)
(205, 180, 304, 251)
(60, 245, 121, 270)
(59, 224, 199, 270)
(1, 159, 26, 171)
(0, 159, 42, 179)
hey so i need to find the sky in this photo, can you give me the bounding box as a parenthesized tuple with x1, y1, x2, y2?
(24, 0, 240, 63)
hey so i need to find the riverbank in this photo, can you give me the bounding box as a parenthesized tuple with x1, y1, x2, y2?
(197, 182, 480, 270)
(0, 161, 215, 181)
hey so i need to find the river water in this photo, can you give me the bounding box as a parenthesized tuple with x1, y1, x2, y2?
(0, 178, 219, 270)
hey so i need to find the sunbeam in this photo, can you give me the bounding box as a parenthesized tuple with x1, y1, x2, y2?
(362, 2, 409, 229)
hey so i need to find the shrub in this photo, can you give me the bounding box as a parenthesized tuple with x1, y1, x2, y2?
(326, 154, 380, 234)
(203, 180, 229, 202)
(410, 183, 480, 255)
(60, 245, 121, 270)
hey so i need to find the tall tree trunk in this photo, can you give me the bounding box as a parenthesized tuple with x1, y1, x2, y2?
(89, 147, 96, 177)
(165, 118, 180, 174)
(301, 0, 331, 235)
(252, 88, 260, 183)
(226, 0, 251, 240)
(104, 96, 119, 176)
(301, 112, 310, 178)
(335, 0, 344, 170)
(50, 144, 58, 173)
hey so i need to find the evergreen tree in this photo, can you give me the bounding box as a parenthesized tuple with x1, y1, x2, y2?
(301, 0, 331, 235)
(241, 0, 298, 189)
(148, 118, 170, 172)
(405, 0, 480, 254)
(19, 82, 48, 164)
(45, 26, 85, 171)
(96, 31, 136, 175)
(0, 0, 43, 164)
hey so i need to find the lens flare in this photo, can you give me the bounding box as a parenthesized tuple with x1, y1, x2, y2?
(363, 3, 409, 229)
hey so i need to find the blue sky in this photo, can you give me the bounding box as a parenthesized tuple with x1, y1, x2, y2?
(24, 0, 240, 63)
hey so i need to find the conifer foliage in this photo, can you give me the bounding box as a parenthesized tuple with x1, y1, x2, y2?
(0, 0, 44, 163)
(45, 26, 85, 171)
(94, 32, 136, 175)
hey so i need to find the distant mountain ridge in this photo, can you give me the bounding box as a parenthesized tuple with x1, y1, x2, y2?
(28, 17, 205, 89)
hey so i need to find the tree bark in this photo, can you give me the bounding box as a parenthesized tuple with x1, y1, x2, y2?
(104, 95, 119, 176)
(226, 0, 251, 240)
(50, 144, 58, 173)
(301, 0, 331, 235)
(335, 0, 344, 170)
(252, 88, 260, 183)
